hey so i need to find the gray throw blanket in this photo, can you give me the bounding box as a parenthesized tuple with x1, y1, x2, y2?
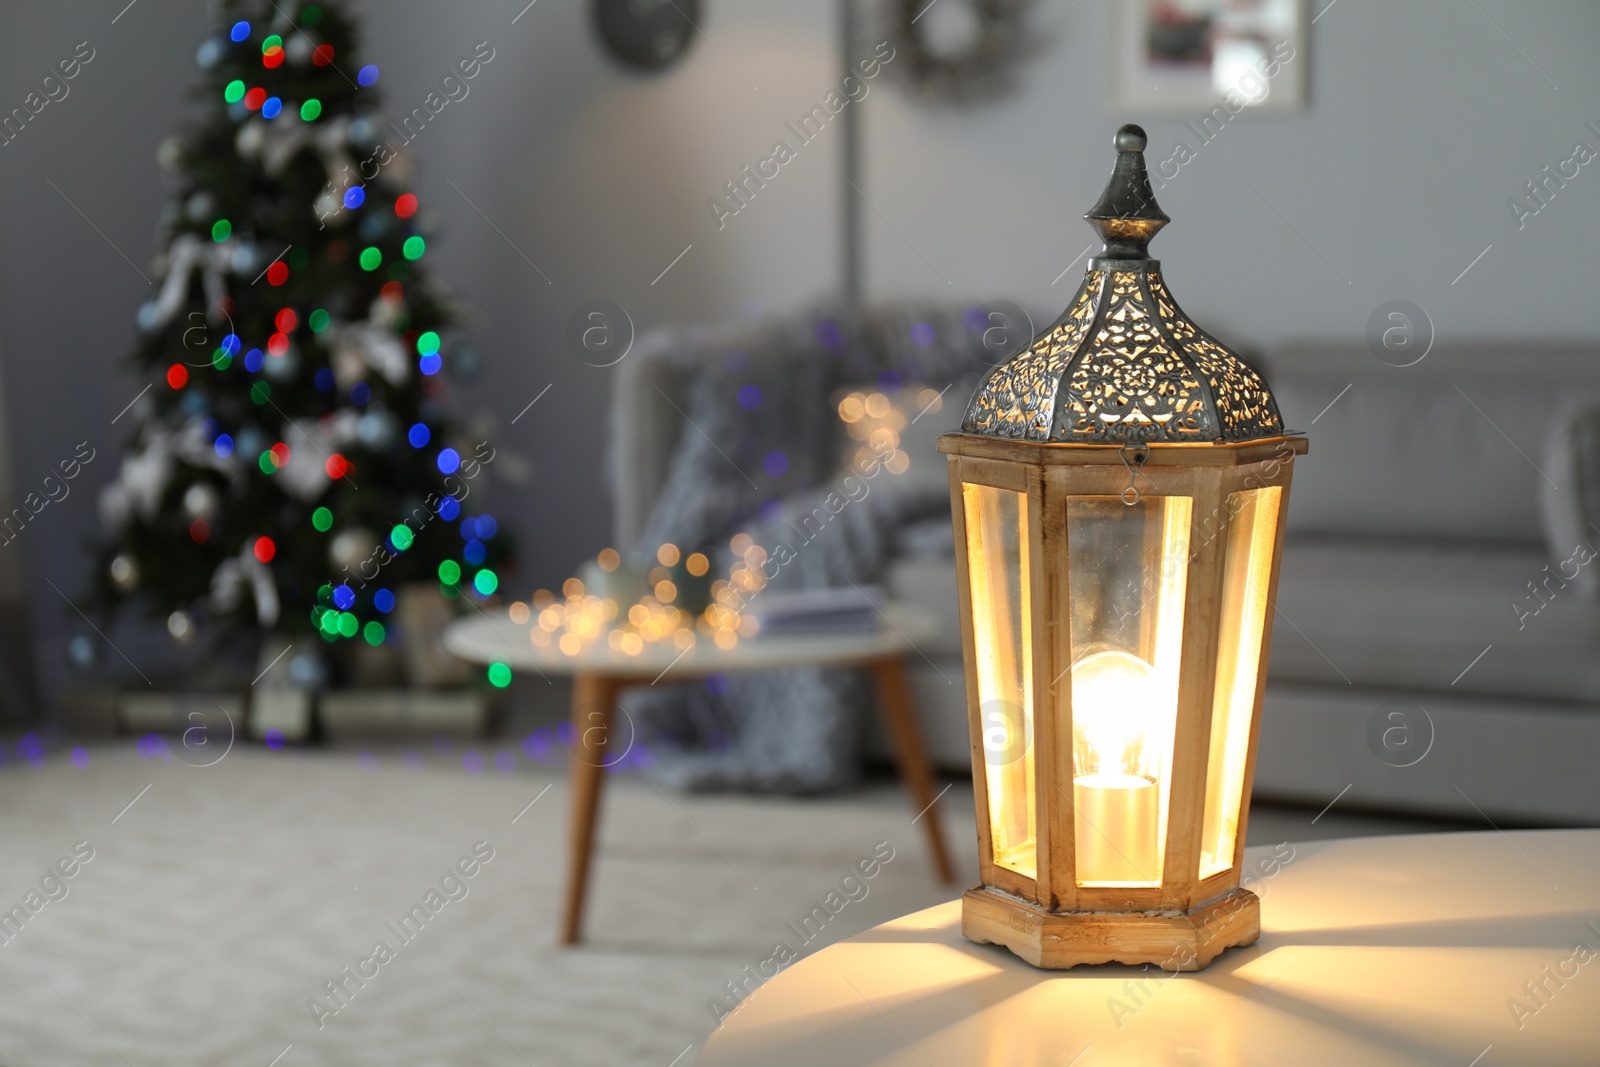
(623, 305, 991, 793)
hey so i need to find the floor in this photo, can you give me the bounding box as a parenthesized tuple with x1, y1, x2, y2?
(0, 737, 1473, 1066)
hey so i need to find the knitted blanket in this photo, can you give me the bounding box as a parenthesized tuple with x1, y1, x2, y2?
(621, 304, 992, 793)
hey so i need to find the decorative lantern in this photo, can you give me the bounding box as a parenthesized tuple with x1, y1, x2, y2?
(939, 125, 1306, 970)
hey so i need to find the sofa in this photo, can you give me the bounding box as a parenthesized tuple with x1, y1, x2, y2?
(1251, 342, 1600, 825)
(613, 328, 1600, 824)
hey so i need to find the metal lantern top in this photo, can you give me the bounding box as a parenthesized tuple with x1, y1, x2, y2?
(961, 124, 1285, 446)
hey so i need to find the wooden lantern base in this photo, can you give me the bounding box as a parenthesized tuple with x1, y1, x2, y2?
(961, 885, 1261, 970)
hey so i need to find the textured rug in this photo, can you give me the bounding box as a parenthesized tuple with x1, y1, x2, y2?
(0, 742, 978, 1066)
(0, 740, 1462, 1066)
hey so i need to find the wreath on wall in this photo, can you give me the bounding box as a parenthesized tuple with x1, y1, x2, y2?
(878, 0, 1038, 105)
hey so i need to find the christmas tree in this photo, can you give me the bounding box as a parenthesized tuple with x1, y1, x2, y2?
(92, 0, 508, 683)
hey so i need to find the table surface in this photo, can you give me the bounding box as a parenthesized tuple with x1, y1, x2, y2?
(443, 603, 940, 679)
(697, 830, 1600, 1067)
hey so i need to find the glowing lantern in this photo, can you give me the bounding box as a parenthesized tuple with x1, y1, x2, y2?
(940, 125, 1306, 970)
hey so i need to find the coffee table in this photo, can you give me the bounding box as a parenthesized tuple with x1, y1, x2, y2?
(444, 604, 957, 944)
(697, 830, 1600, 1066)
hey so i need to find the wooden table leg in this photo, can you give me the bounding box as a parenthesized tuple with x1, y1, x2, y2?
(869, 656, 956, 884)
(560, 673, 620, 945)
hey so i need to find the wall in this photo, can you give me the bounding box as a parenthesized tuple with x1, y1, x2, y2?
(861, 0, 1600, 347)
(0, 0, 844, 706)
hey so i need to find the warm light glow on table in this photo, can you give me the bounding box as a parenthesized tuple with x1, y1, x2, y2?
(698, 832, 1600, 1067)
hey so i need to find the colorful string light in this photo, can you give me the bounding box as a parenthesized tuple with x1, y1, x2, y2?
(394, 194, 418, 218)
(311, 506, 333, 532)
(166, 364, 188, 389)
(253, 536, 276, 563)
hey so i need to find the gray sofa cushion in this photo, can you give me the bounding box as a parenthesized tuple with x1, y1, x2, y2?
(1272, 536, 1600, 703)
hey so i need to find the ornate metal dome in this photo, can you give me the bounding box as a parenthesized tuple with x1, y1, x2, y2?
(962, 125, 1284, 446)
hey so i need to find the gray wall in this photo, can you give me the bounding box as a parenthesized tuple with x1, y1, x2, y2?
(0, 0, 1596, 704)
(862, 1, 1600, 345)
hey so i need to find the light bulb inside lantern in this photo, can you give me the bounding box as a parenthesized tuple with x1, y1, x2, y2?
(1071, 649, 1161, 885)
(1071, 649, 1154, 776)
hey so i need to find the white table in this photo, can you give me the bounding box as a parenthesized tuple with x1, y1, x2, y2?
(698, 830, 1600, 1066)
(444, 606, 956, 944)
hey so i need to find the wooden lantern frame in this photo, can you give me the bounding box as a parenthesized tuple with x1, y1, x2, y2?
(940, 435, 1304, 969)
(939, 125, 1307, 970)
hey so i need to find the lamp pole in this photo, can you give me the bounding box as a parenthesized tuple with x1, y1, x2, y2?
(838, 0, 863, 310)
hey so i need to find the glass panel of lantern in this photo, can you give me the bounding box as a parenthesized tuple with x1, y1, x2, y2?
(960, 483, 1037, 879)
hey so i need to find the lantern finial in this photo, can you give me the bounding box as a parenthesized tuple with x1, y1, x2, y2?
(1086, 123, 1169, 264)
(960, 123, 1289, 446)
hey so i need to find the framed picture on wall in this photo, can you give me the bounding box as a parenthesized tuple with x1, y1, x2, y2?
(1108, 0, 1307, 113)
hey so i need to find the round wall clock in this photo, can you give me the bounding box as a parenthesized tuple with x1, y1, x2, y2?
(593, 0, 700, 73)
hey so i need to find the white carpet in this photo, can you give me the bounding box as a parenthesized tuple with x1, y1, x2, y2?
(0, 738, 1466, 1066)
(0, 742, 978, 1066)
